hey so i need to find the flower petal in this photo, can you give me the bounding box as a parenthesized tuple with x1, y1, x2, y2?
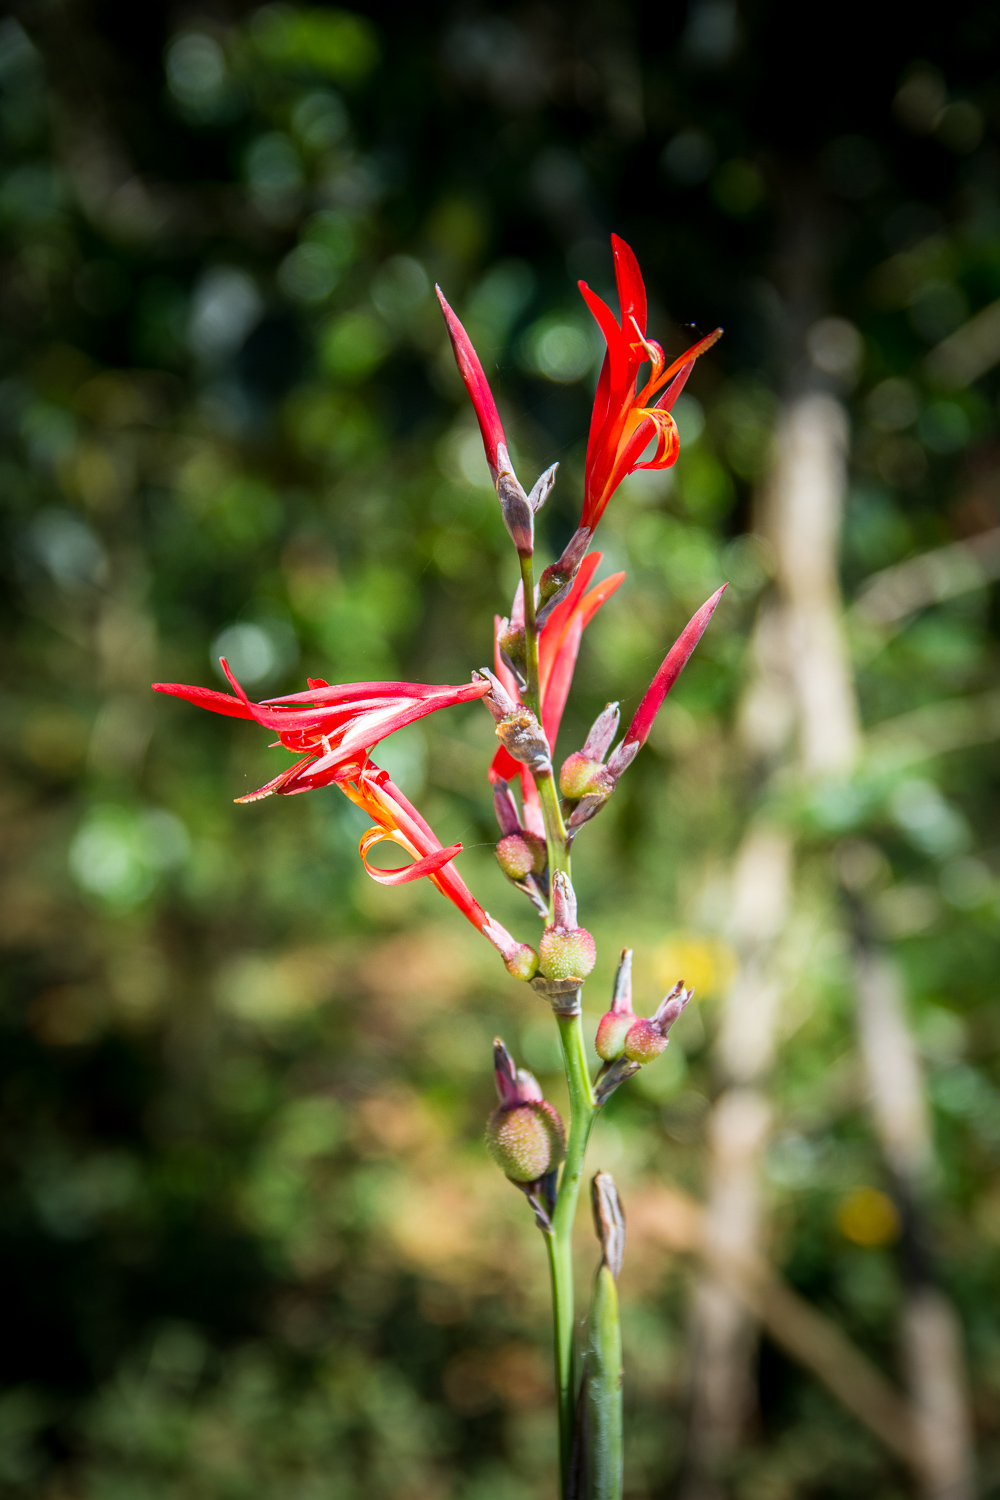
(358, 826, 463, 886)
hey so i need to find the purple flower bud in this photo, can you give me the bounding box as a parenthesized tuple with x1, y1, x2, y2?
(493, 1037, 521, 1106)
(493, 781, 522, 837)
(536, 525, 592, 622)
(550, 870, 578, 929)
(495, 444, 534, 557)
(653, 980, 692, 1035)
(476, 667, 520, 721)
(527, 461, 558, 514)
(581, 702, 620, 762)
(611, 948, 634, 1014)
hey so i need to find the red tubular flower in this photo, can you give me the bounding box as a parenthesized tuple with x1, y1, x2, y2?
(436, 285, 507, 481)
(579, 234, 722, 533)
(340, 761, 536, 976)
(489, 552, 624, 789)
(153, 665, 489, 802)
(606, 584, 727, 779)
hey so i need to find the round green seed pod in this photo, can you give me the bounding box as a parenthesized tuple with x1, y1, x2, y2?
(559, 752, 606, 801)
(485, 1101, 566, 1182)
(595, 1010, 632, 1061)
(539, 925, 596, 981)
(496, 834, 535, 879)
(623, 1018, 668, 1063)
(504, 943, 539, 982)
(495, 832, 547, 880)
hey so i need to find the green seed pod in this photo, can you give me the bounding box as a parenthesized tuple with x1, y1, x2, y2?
(485, 1100, 566, 1182)
(559, 752, 611, 801)
(504, 943, 540, 982)
(498, 623, 527, 670)
(595, 1010, 632, 1061)
(495, 832, 546, 880)
(623, 1018, 668, 1064)
(539, 925, 596, 981)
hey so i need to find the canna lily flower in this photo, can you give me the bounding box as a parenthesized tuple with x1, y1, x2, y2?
(578, 234, 722, 534)
(339, 760, 538, 979)
(153, 664, 490, 802)
(604, 584, 727, 780)
(560, 584, 728, 833)
(489, 551, 624, 788)
(437, 286, 559, 557)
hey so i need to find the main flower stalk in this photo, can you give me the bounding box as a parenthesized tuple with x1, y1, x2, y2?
(156, 234, 724, 1500)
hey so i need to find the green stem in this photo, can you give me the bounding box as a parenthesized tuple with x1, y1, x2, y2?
(583, 1265, 623, 1500)
(551, 1009, 598, 1495)
(519, 552, 541, 717)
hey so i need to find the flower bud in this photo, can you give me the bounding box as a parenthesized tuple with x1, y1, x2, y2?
(498, 623, 527, 671)
(559, 752, 613, 802)
(623, 1018, 669, 1064)
(495, 832, 546, 880)
(539, 925, 596, 981)
(504, 943, 539, 981)
(494, 707, 552, 774)
(595, 1010, 633, 1061)
(486, 1100, 566, 1182)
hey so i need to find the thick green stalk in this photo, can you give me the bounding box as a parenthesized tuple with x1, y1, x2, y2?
(551, 1010, 598, 1494)
(519, 550, 596, 1490)
(583, 1264, 624, 1500)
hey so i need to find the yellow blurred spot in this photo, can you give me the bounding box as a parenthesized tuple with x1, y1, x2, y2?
(836, 1187, 900, 1247)
(653, 933, 736, 999)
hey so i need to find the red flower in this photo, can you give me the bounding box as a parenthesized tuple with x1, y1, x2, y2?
(153, 664, 489, 802)
(578, 234, 721, 533)
(340, 761, 534, 972)
(611, 584, 728, 768)
(490, 551, 624, 791)
(436, 285, 507, 483)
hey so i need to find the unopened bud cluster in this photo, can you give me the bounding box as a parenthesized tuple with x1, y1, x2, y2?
(593, 951, 692, 1100)
(486, 1039, 566, 1184)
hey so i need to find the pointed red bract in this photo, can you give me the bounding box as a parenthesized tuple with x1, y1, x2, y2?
(619, 585, 727, 754)
(436, 285, 507, 480)
(153, 668, 489, 801)
(579, 234, 721, 532)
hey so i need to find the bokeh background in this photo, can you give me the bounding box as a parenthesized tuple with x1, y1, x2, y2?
(3, 1, 1000, 1496)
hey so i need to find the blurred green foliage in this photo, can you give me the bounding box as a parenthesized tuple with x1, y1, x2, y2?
(3, 2, 1000, 1497)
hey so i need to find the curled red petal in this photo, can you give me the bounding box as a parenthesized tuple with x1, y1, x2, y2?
(359, 827, 463, 886)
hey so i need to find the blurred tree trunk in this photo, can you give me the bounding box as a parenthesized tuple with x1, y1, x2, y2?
(682, 382, 854, 1498)
(851, 942, 976, 1500)
(682, 183, 974, 1499)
